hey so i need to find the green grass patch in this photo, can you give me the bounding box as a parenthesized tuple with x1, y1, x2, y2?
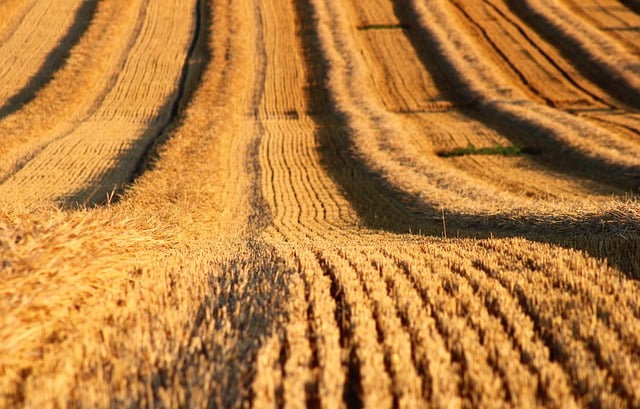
(437, 144, 539, 158)
(357, 23, 410, 31)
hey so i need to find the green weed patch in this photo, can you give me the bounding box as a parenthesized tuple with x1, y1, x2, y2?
(437, 144, 540, 158)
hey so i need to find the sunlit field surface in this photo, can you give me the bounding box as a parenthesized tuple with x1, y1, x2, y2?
(1, 0, 639, 407)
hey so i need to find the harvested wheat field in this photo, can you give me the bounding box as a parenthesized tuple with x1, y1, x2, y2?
(1, 0, 640, 407)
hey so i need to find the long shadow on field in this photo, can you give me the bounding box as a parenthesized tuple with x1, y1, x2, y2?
(62, 0, 209, 209)
(296, 0, 640, 278)
(503, 0, 640, 109)
(127, 242, 292, 408)
(391, 0, 640, 194)
(619, 0, 640, 14)
(0, 0, 99, 121)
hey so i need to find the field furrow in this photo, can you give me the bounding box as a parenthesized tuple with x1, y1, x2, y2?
(560, 0, 640, 56)
(0, 0, 95, 117)
(309, 0, 640, 239)
(341, 251, 425, 408)
(507, 0, 640, 108)
(347, 0, 628, 202)
(0, 0, 147, 180)
(401, 0, 640, 190)
(257, 0, 368, 244)
(367, 249, 459, 408)
(0, 0, 197, 208)
(469, 244, 640, 407)
(445, 0, 640, 166)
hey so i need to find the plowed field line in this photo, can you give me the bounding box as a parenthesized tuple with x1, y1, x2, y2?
(448, 0, 640, 153)
(507, 0, 640, 109)
(352, 8, 620, 200)
(257, 0, 362, 244)
(306, 0, 640, 241)
(339, 250, 425, 408)
(316, 250, 394, 408)
(561, 0, 640, 56)
(366, 249, 459, 408)
(483, 242, 640, 366)
(393, 0, 640, 192)
(390, 249, 508, 407)
(0, 0, 198, 208)
(443, 253, 578, 407)
(0, 0, 148, 185)
(450, 0, 615, 109)
(293, 248, 344, 408)
(262, 0, 596, 238)
(0, 0, 95, 118)
(472, 241, 640, 407)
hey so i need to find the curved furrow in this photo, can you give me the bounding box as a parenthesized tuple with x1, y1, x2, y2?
(306, 0, 640, 241)
(341, 0, 628, 202)
(290, 248, 344, 409)
(443, 252, 578, 407)
(395, 0, 640, 191)
(384, 248, 509, 407)
(413, 240, 640, 406)
(449, 0, 616, 109)
(302, 0, 565, 235)
(0, 0, 148, 186)
(560, 0, 640, 56)
(448, 0, 640, 162)
(437, 268, 544, 407)
(0, 0, 96, 118)
(472, 240, 640, 407)
(585, 112, 640, 144)
(257, 0, 358, 244)
(315, 249, 394, 408)
(0, 0, 198, 208)
(338, 250, 425, 408)
(389, 244, 566, 407)
(365, 249, 460, 409)
(310, 0, 547, 226)
(482, 240, 640, 362)
(506, 0, 640, 109)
